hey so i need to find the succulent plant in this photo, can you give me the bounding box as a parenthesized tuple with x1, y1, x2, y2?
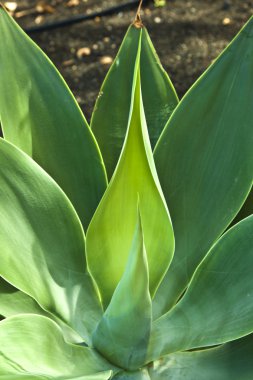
(0, 3, 252, 379)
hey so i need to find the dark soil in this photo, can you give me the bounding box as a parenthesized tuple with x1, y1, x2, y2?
(6, 0, 253, 121)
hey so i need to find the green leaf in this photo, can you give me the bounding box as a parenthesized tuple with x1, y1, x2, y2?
(0, 315, 114, 376)
(0, 277, 48, 317)
(86, 40, 174, 307)
(113, 369, 150, 380)
(153, 17, 253, 317)
(91, 26, 140, 180)
(91, 25, 178, 179)
(61, 375, 112, 380)
(0, 373, 113, 380)
(0, 376, 48, 379)
(0, 375, 112, 380)
(0, 277, 86, 344)
(148, 215, 253, 360)
(0, 139, 102, 342)
(0, 6, 107, 230)
(140, 28, 178, 149)
(149, 335, 253, 380)
(92, 211, 152, 370)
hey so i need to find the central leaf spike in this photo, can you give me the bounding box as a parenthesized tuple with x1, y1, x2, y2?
(86, 34, 174, 308)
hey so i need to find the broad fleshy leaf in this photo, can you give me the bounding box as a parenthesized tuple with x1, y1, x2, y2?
(0, 315, 114, 376)
(0, 375, 111, 380)
(86, 41, 174, 307)
(0, 277, 48, 317)
(0, 139, 102, 342)
(0, 277, 85, 343)
(149, 335, 253, 380)
(0, 375, 113, 380)
(91, 24, 178, 179)
(153, 17, 253, 317)
(91, 25, 139, 180)
(113, 369, 151, 380)
(0, 376, 48, 379)
(140, 27, 178, 148)
(148, 215, 253, 360)
(0, 6, 107, 230)
(92, 212, 152, 370)
(62, 375, 112, 380)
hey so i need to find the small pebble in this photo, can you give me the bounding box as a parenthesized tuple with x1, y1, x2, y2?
(100, 56, 113, 65)
(154, 16, 162, 24)
(62, 59, 75, 67)
(222, 17, 231, 25)
(66, 0, 80, 7)
(4, 2, 17, 11)
(76, 47, 91, 58)
(35, 15, 44, 25)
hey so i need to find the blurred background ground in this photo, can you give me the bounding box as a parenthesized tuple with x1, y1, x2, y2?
(6, 0, 253, 122)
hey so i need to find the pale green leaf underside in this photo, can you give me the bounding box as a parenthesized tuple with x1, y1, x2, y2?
(153, 16, 253, 317)
(149, 335, 253, 380)
(0, 376, 48, 379)
(148, 216, 253, 360)
(0, 277, 48, 318)
(113, 369, 150, 380)
(0, 315, 113, 377)
(91, 24, 178, 179)
(0, 375, 111, 380)
(87, 38, 174, 307)
(0, 139, 102, 342)
(93, 212, 152, 370)
(61, 375, 112, 380)
(0, 7, 107, 230)
(0, 277, 89, 344)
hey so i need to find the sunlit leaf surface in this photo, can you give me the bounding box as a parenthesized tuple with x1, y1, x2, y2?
(0, 139, 102, 342)
(0, 315, 113, 377)
(0, 6, 107, 230)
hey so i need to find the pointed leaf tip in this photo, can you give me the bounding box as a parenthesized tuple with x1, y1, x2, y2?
(91, 23, 178, 180)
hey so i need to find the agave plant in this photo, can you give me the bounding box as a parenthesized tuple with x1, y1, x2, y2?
(0, 3, 253, 379)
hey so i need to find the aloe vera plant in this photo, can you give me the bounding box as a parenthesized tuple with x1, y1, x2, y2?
(0, 3, 253, 379)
